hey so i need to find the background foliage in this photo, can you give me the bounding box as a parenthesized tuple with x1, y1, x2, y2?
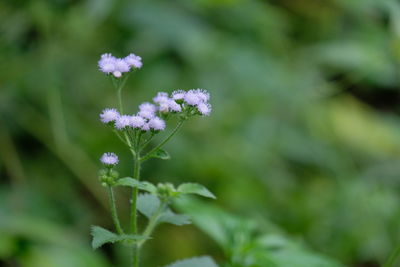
(1, 0, 400, 266)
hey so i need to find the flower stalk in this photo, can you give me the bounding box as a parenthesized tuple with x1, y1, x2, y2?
(93, 52, 214, 267)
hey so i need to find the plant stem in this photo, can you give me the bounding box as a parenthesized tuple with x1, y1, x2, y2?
(140, 120, 185, 162)
(138, 201, 167, 248)
(107, 186, 124, 235)
(117, 85, 124, 114)
(131, 152, 141, 267)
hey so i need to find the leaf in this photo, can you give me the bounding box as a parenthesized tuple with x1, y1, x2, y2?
(164, 256, 218, 267)
(137, 194, 160, 219)
(114, 178, 157, 194)
(149, 148, 170, 160)
(90, 226, 145, 249)
(114, 177, 141, 188)
(138, 181, 158, 194)
(177, 183, 216, 199)
(158, 209, 191, 226)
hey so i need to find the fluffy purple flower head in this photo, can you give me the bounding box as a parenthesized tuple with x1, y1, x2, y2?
(112, 59, 130, 78)
(197, 102, 212, 116)
(168, 99, 182, 112)
(184, 90, 202, 106)
(100, 108, 120, 123)
(153, 92, 182, 113)
(193, 89, 210, 102)
(158, 102, 170, 113)
(114, 59, 130, 72)
(98, 53, 117, 74)
(100, 152, 119, 166)
(129, 115, 145, 128)
(138, 110, 155, 119)
(148, 117, 166, 131)
(98, 53, 137, 78)
(139, 102, 157, 113)
(153, 92, 169, 104)
(184, 89, 210, 106)
(124, 54, 143, 69)
(172, 90, 186, 101)
(141, 122, 150, 131)
(115, 115, 132, 130)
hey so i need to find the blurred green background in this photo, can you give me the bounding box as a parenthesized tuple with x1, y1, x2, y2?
(1, 0, 400, 266)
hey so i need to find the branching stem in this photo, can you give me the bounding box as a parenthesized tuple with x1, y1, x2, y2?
(140, 120, 185, 162)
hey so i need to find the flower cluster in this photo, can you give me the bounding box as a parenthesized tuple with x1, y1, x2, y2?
(98, 53, 142, 78)
(99, 89, 212, 132)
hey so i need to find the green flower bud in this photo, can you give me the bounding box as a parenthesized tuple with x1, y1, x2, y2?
(110, 170, 119, 179)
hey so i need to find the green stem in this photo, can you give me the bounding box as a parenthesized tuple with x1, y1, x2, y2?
(138, 202, 167, 248)
(140, 120, 185, 162)
(131, 152, 141, 267)
(140, 133, 155, 151)
(107, 186, 124, 235)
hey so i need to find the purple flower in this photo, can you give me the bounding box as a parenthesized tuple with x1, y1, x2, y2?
(141, 122, 150, 131)
(168, 99, 182, 112)
(153, 92, 182, 113)
(124, 54, 143, 69)
(98, 53, 117, 74)
(193, 89, 210, 102)
(100, 108, 120, 123)
(98, 53, 136, 78)
(139, 102, 157, 113)
(171, 90, 186, 101)
(184, 90, 202, 106)
(115, 115, 132, 130)
(153, 92, 169, 104)
(184, 89, 211, 106)
(148, 117, 166, 131)
(114, 59, 130, 72)
(129, 115, 145, 128)
(158, 102, 170, 113)
(100, 152, 119, 166)
(138, 110, 155, 119)
(197, 102, 212, 116)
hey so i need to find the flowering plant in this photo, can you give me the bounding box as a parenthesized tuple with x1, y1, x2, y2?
(92, 52, 217, 267)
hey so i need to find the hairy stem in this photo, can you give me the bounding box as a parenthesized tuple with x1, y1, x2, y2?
(140, 120, 184, 162)
(107, 186, 124, 235)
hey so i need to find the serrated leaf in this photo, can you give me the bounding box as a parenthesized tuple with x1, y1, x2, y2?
(114, 177, 141, 188)
(90, 226, 145, 249)
(177, 183, 216, 199)
(137, 194, 160, 219)
(91, 226, 145, 249)
(164, 256, 218, 267)
(114, 178, 157, 194)
(149, 148, 170, 160)
(158, 209, 191, 226)
(91, 226, 118, 249)
(138, 181, 157, 194)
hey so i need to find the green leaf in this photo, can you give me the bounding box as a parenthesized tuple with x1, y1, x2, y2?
(177, 183, 216, 199)
(164, 256, 218, 267)
(114, 177, 141, 188)
(137, 194, 160, 219)
(149, 148, 170, 160)
(114, 178, 157, 194)
(90, 226, 145, 249)
(158, 209, 191, 226)
(138, 181, 158, 194)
